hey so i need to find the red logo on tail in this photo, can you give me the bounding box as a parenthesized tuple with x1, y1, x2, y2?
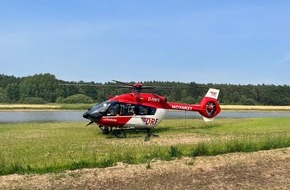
(210, 91, 217, 97)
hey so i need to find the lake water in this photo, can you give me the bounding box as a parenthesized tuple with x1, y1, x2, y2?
(1, 110, 290, 123)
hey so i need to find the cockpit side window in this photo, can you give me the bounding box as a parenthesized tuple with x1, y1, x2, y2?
(136, 105, 156, 115)
(127, 105, 135, 115)
(104, 103, 156, 116)
(119, 104, 135, 116)
(106, 103, 120, 116)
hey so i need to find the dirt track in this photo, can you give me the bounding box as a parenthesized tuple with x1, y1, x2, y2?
(0, 148, 289, 190)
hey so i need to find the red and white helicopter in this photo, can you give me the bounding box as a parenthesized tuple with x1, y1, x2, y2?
(83, 80, 221, 140)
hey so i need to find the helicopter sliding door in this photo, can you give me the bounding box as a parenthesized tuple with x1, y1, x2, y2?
(132, 105, 167, 128)
(101, 102, 166, 128)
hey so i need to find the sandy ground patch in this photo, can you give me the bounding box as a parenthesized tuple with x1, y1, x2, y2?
(0, 148, 289, 190)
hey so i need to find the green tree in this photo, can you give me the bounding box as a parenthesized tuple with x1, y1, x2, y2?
(5, 83, 19, 102)
(19, 73, 59, 103)
(0, 88, 9, 103)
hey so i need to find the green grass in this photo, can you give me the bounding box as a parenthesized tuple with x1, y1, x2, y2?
(0, 118, 290, 175)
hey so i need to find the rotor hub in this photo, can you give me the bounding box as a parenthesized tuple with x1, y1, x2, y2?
(206, 101, 217, 117)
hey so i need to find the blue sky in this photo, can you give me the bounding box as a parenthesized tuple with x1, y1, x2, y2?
(1, 1, 290, 85)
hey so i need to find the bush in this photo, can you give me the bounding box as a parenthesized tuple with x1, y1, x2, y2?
(21, 97, 47, 104)
(60, 94, 94, 104)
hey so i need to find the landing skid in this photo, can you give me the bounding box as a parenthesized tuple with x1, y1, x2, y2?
(99, 125, 127, 138)
(98, 126, 158, 140)
(111, 129, 127, 138)
(99, 125, 110, 134)
(144, 129, 159, 141)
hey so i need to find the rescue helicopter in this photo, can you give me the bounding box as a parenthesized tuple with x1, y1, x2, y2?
(83, 80, 221, 140)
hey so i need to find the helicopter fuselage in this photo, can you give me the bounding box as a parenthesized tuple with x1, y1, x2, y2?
(83, 93, 168, 129)
(83, 89, 221, 129)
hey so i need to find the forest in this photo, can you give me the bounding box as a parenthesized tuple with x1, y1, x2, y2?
(1, 73, 290, 105)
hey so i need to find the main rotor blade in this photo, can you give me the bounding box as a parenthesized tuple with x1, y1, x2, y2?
(116, 85, 134, 89)
(59, 83, 102, 87)
(59, 83, 120, 88)
(112, 80, 133, 86)
(141, 86, 156, 89)
(142, 86, 172, 89)
(60, 81, 173, 91)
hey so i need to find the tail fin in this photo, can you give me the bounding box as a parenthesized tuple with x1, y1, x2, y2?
(199, 88, 221, 122)
(205, 88, 220, 99)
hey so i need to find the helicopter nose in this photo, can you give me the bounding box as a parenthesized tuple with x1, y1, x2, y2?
(83, 112, 90, 119)
(83, 111, 103, 122)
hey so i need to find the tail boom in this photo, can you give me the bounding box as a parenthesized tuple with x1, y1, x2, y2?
(168, 88, 221, 119)
(169, 103, 201, 112)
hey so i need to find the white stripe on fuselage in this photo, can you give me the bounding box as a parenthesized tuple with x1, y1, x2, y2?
(125, 108, 167, 128)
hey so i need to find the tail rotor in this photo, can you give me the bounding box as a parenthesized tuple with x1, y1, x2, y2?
(199, 88, 221, 122)
(206, 101, 217, 117)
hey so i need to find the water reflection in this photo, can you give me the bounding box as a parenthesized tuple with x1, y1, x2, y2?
(1, 110, 290, 123)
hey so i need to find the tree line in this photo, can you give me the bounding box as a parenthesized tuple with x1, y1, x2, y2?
(1, 73, 290, 105)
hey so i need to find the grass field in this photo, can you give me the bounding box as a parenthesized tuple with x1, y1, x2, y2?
(0, 118, 290, 176)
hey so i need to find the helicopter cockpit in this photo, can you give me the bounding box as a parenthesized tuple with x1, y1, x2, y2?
(91, 101, 114, 114)
(83, 101, 116, 122)
(83, 100, 157, 122)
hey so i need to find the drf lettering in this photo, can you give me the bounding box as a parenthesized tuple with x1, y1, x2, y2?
(145, 118, 158, 125)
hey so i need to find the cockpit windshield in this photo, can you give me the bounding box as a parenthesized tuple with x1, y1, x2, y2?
(89, 101, 115, 114)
